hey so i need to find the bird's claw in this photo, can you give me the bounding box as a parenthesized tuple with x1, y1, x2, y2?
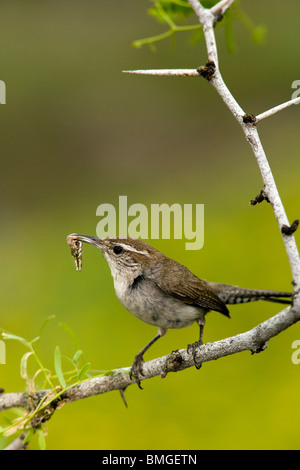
(130, 353, 145, 389)
(187, 341, 202, 369)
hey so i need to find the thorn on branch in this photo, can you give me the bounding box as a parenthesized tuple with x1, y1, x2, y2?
(197, 60, 216, 81)
(250, 188, 270, 206)
(281, 220, 299, 236)
(119, 388, 128, 408)
(243, 113, 257, 125)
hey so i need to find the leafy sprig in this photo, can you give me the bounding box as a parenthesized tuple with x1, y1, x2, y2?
(133, 0, 266, 51)
(0, 317, 114, 450)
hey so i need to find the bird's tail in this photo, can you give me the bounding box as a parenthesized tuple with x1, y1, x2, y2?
(207, 282, 292, 306)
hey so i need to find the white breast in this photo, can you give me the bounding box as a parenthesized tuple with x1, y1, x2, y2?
(113, 276, 202, 330)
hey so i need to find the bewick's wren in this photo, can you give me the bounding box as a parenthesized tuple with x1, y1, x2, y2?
(67, 234, 292, 386)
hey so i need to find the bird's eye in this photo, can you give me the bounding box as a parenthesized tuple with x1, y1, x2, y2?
(113, 245, 123, 255)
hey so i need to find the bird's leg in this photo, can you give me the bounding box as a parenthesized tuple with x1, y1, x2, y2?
(130, 327, 166, 389)
(198, 321, 205, 345)
(187, 316, 206, 369)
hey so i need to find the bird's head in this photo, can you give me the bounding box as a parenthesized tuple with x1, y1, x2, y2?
(67, 234, 159, 280)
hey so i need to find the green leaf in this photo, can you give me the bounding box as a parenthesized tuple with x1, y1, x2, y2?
(38, 315, 56, 337)
(252, 25, 267, 44)
(54, 346, 66, 388)
(77, 362, 91, 381)
(23, 428, 35, 445)
(20, 352, 33, 381)
(72, 349, 83, 364)
(29, 336, 40, 345)
(149, 0, 192, 23)
(37, 428, 46, 450)
(1, 333, 27, 344)
(135, 0, 266, 51)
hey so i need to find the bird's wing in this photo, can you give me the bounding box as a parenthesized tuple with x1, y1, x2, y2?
(145, 260, 230, 317)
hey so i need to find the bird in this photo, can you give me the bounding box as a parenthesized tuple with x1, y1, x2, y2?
(67, 234, 292, 387)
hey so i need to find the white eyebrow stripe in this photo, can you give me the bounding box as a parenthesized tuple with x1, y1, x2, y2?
(117, 244, 150, 256)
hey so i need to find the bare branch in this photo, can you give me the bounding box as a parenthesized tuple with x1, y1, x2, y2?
(185, 0, 300, 294)
(3, 433, 28, 451)
(0, 391, 30, 411)
(242, 128, 300, 293)
(0, 306, 299, 414)
(123, 69, 199, 77)
(256, 97, 300, 122)
(211, 0, 235, 16)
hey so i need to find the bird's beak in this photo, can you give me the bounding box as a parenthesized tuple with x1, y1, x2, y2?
(66, 233, 103, 249)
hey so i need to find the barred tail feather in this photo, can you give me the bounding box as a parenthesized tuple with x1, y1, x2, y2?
(207, 282, 292, 306)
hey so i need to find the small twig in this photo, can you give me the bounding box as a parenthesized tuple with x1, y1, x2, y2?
(250, 188, 270, 205)
(211, 0, 235, 16)
(281, 220, 299, 236)
(3, 433, 28, 451)
(123, 69, 199, 76)
(256, 97, 300, 122)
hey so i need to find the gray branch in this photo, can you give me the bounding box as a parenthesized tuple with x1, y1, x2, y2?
(3, 433, 28, 451)
(256, 97, 300, 122)
(0, 306, 299, 413)
(186, 0, 300, 298)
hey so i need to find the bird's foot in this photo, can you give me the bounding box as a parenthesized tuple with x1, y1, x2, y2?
(130, 353, 145, 389)
(187, 341, 202, 370)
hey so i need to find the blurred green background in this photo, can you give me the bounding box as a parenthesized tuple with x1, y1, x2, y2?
(1, 0, 300, 450)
